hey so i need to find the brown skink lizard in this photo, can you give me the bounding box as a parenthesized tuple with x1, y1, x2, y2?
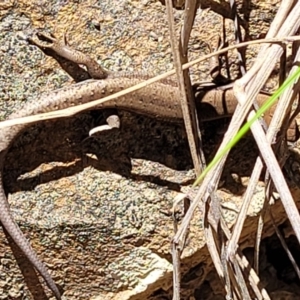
(0, 33, 298, 299)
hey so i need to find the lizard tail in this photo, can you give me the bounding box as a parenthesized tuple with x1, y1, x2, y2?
(0, 172, 62, 299)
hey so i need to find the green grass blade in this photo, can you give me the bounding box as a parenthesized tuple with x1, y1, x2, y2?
(193, 66, 300, 186)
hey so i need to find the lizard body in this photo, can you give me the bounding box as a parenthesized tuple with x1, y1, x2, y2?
(1, 34, 298, 299)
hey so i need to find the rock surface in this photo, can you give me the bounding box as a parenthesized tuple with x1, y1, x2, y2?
(1, 0, 300, 299)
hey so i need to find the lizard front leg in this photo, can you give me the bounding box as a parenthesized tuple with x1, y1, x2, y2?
(29, 32, 121, 135)
(29, 32, 110, 79)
